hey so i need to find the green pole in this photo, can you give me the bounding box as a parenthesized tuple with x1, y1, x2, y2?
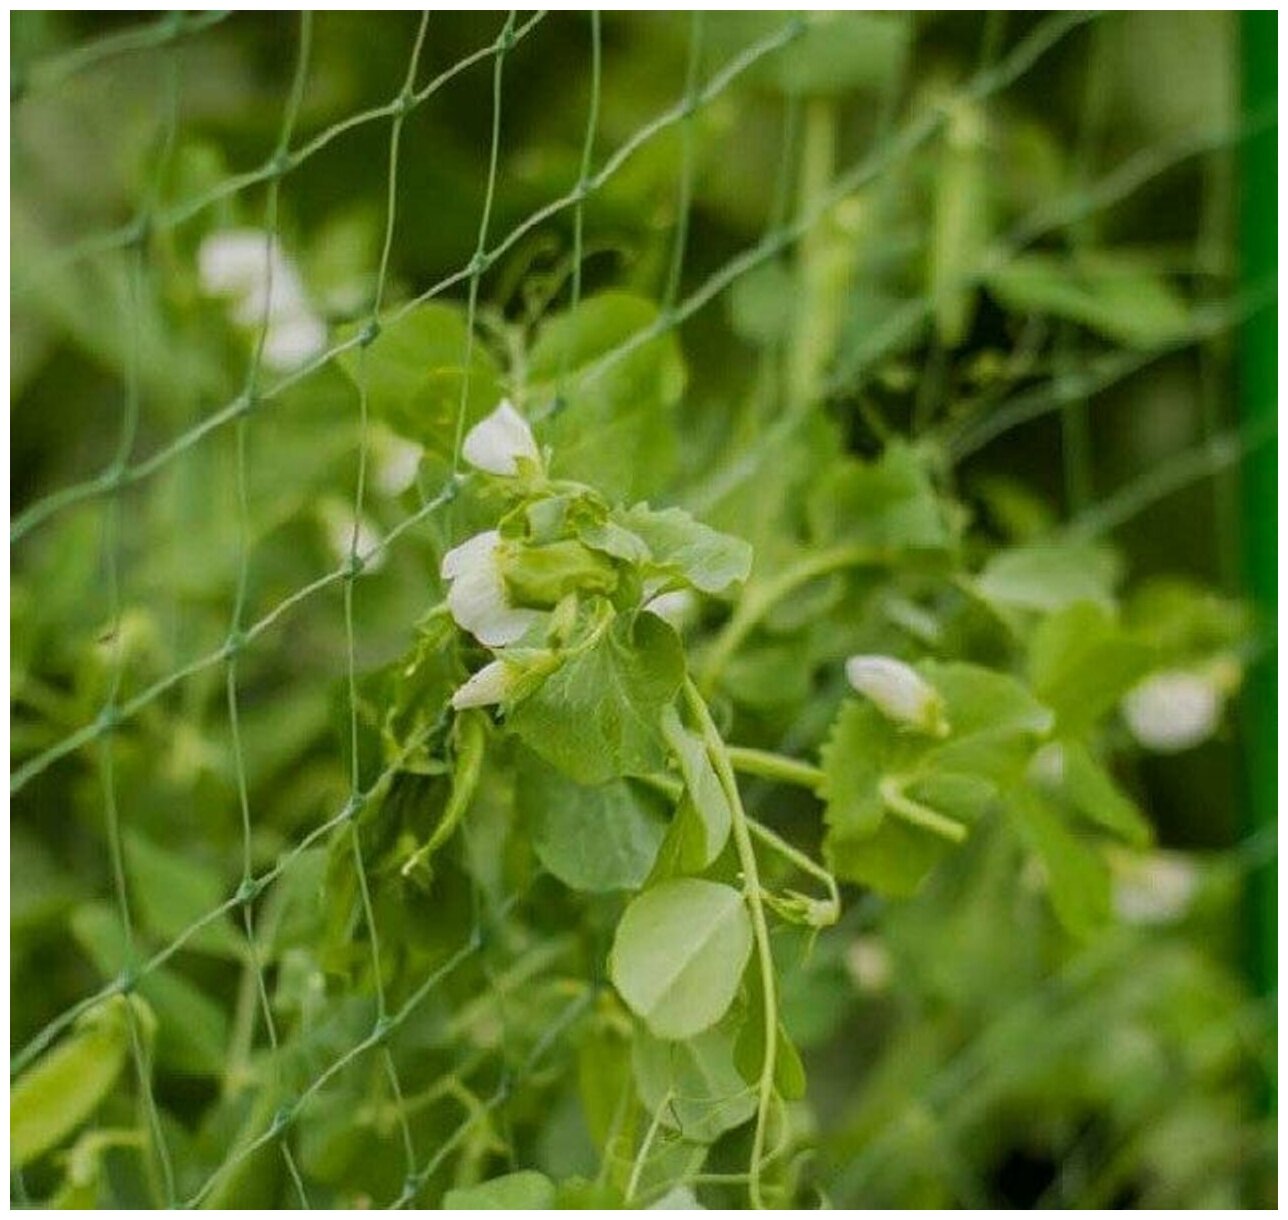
(1238, 11, 1276, 1000)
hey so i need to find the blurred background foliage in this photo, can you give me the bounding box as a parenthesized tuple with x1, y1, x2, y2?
(10, 10, 1275, 1208)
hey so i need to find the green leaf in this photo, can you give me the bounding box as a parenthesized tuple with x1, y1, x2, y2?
(1042, 741, 1154, 848)
(11, 995, 150, 1168)
(920, 660, 1054, 740)
(985, 251, 1190, 348)
(578, 1021, 635, 1152)
(508, 611, 685, 785)
(600, 503, 753, 596)
(337, 303, 502, 458)
(807, 441, 954, 554)
(123, 831, 242, 959)
(659, 705, 731, 866)
(610, 879, 753, 1040)
(530, 292, 686, 500)
(70, 904, 230, 1077)
(826, 812, 956, 898)
(820, 700, 913, 841)
(722, 640, 815, 710)
(820, 666, 1051, 897)
(1124, 576, 1251, 660)
(443, 1171, 556, 1209)
(632, 1024, 757, 1143)
(733, 965, 807, 1102)
(518, 750, 668, 892)
(646, 795, 712, 883)
(974, 541, 1120, 614)
(1029, 602, 1154, 733)
(1007, 790, 1111, 938)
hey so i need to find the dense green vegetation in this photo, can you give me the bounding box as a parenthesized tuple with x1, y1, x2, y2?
(11, 11, 1274, 1208)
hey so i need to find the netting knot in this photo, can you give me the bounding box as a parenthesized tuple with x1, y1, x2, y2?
(269, 1103, 296, 1136)
(572, 175, 593, 204)
(114, 966, 138, 995)
(234, 391, 258, 419)
(497, 23, 518, 54)
(222, 629, 247, 661)
(370, 1014, 394, 1045)
(267, 149, 292, 179)
(233, 875, 263, 906)
(394, 88, 415, 118)
(344, 791, 367, 821)
(466, 250, 491, 278)
(96, 704, 121, 735)
(358, 319, 381, 348)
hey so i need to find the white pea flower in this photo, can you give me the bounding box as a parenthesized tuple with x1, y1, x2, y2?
(321, 502, 385, 573)
(1121, 669, 1221, 753)
(374, 433, 424, 498)
(261, 312, 328, 371)
(440, 529, 540, 647)
(451, 660, 511, 710)
(1113, 851, 1199, 924)
(462, 400, 541, 477)
(846, 936, 892, 992)
(197, 227, 326, 372)
(845, 654, 949, 737)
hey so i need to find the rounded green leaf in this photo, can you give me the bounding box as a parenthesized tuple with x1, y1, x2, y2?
(609, 879, 752, 1040)
(443, 1171, 556, 1210)
(632, 1025, 756, 1143)
(519, 751, 667, 893)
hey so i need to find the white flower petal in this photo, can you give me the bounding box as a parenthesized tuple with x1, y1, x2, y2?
(261, 312, 327, 371)
(198, 229, 280, 297)
(1121, 670, 1220, 753)
(375, 435, 423, 498)
(199, 228, 325, 371)
(440, 529, 540, 646)
(324, 507, 385, 573)
(462, 399, 540, 476)
(441, 529, 501, 580)
(643, 589, 698, 630)
(1114, 852, 1199, 924)
(451, 660, 511, 709)
(845, 654, 948, 736)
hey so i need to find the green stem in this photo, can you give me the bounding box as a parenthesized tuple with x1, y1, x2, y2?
(699, 543, 883, 693)
(877, 775, 967, 842)
(748, 818, 840, 927)
(727, 745, 824, 791)
(625, 1089, 670, 1205)
(683, 678, 777, 1209)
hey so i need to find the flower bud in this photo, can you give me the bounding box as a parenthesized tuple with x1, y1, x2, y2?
(451, 660, 511, 710)
(1121, 669, 1220, 753)
(462, 399, 541, 477)
(845, 655, 949, 737)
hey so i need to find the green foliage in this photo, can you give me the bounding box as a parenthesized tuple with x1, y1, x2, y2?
(10, 10, 1268, 1212)
(11, 996, 154, 1169)
(610, 879, 753, 1040)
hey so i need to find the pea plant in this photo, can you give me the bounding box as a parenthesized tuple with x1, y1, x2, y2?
(311, 286, 1247, 1208)
(12, 10, 1270, 1211)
